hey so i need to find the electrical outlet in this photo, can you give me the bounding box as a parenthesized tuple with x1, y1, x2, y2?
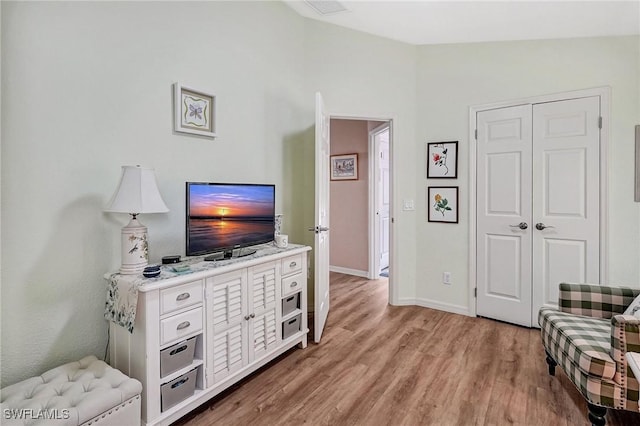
(443, 272, 452, 285)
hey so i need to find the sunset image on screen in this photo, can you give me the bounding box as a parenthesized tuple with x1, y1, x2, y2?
(189, 185, 274, 219)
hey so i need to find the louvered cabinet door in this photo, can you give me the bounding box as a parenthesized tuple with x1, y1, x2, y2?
(247, 262, 279, 362)
(206, 270, 248, 384)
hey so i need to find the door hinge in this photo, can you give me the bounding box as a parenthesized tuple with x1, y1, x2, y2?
(598, 116, 602, 129)
(474, 288, 477, 298)
(474, 129, 478, 140)
(391, 217, 395, 224)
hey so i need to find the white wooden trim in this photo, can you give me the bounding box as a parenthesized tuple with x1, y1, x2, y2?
(468, 87, 611, 318)
(329, 113, 399, 305)
(329, 265, 370, 278)
(599, 88, 610, 284)
(387, 118, 397, 305)
(368, 122, 390, 280)
(636, 126, 640, 202)
(468, 110, 478, 317)
(396, 297, 470, 317)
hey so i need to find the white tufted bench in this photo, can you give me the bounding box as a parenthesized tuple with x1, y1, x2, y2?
(1, 356, 142, 426)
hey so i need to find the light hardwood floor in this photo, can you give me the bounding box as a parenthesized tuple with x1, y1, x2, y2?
(175, 272, 640, 426)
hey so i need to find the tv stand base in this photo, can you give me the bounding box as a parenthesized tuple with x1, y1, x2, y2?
(204, 252, 224, 261)
(232, 248, 257, 258)
(204, 248, 257, 261)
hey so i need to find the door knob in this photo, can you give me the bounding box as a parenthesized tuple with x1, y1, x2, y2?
(535, 223, 555, 230)
(509, 222, 528, 230)
(308, 226, 330, 234)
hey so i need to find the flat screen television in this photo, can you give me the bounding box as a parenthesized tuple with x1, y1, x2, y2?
(186, 182, 275, 258)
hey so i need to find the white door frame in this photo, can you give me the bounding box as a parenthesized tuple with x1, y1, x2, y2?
(468, 87, 610, 318)
(368, 122, 390, 279)
(331, 113, 398, 305)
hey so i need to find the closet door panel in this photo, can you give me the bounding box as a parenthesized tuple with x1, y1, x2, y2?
(476, 104, 533, 327)
(532, 96, 600, 322)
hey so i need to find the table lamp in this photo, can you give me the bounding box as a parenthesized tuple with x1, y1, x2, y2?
(105, 165, 169, 274)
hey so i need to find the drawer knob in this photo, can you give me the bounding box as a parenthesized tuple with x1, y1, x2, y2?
(244, 315, 251, 321)
(176, 321, 191, 330)
(250, 313, 255, 318)
(289, 261, 297, 268)
(176, 292, 191, 301)
(290, 282, 298, 288)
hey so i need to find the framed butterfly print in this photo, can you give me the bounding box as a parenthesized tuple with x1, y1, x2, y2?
(173, 83, 216, 138)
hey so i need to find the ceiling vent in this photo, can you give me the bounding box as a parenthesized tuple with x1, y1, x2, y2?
(304, 0, 348, 16)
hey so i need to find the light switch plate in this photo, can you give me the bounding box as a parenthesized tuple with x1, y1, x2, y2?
(402, 199, 415, 211)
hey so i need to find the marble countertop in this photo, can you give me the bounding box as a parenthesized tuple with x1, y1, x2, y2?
(104, 243, 311, 332)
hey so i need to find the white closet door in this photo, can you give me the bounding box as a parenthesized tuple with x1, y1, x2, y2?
(476, 105, 533, 327)
(379, 134, 390, 270)
(531, 97, 601, 322)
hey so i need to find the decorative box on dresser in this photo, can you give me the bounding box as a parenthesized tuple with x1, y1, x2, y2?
(106, 244, 311, 426)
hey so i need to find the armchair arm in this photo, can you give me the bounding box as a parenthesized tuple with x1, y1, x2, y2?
(610, 315, 640, 380)
(558, 283, 639, 319)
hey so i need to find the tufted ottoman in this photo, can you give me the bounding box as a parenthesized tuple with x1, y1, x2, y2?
(1, 356, 142, 425)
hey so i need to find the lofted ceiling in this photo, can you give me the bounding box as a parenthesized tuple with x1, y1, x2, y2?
(283, 0, 640, 45)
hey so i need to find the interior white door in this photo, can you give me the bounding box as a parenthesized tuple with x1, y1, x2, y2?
(378, 130, 390, 271)
(313, 92, 330, 343)
(531, 97, 600, 322)
(476, 96, 601, 327)
(476, 105, 533, 327)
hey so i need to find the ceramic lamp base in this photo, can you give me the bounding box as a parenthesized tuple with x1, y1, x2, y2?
(119, 216, 149, 275)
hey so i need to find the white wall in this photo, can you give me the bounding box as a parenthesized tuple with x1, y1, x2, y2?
(1, 1, 306, 385)
(416, 36, 640, 311)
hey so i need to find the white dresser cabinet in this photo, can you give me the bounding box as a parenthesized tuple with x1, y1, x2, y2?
(108, 244, 310, 426)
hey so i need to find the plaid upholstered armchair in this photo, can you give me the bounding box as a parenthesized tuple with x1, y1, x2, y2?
(539, 283, 640, 426)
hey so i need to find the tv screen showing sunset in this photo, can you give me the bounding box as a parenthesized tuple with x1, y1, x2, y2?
(187, 183, 275, 255)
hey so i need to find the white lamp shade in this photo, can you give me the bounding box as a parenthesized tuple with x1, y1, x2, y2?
(105, 165, 169, 214)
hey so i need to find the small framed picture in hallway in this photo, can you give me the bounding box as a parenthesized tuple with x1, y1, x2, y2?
(428, 186, 459, 223)
(330, 153, 358, 180)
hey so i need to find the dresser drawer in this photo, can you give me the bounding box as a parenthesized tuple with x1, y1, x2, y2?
(281, 254, 302, 276)
(160, 281, 203, 315)
(282, 314, 301, 340)
(281, 273, 303, 297)
(161, 307, 203, 346)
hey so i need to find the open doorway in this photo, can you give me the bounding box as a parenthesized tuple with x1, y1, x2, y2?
(311, 93, 396, 343)
(328, 118, 392, 281)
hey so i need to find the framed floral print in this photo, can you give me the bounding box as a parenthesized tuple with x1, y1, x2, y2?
(427, 141, 457, 178)
(174, 83, 216, 138)
(330, 153, 358, 181)
(428, 186, 458, 223)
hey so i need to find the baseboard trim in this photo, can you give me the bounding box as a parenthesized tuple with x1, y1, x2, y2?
(329, 266, 369, 278)
(395, 297, 471, 317)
